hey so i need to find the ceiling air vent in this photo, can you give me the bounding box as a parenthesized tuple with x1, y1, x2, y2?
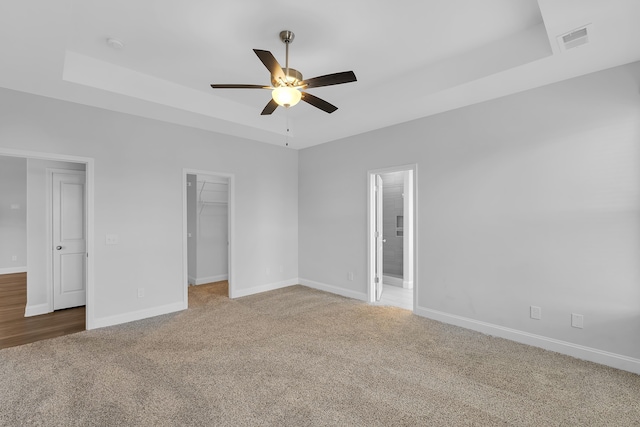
(557, 24, 592, 52)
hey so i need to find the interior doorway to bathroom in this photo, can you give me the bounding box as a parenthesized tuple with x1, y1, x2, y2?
(368, 165, 416, 311)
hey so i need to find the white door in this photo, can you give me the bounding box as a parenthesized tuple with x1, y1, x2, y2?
(52, 171, 86, 310)
(375, 174, 384, 301)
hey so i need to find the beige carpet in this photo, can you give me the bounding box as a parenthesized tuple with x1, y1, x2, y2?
(1, 283, 639, 426)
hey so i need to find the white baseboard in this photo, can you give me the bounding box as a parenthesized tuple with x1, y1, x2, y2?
(0, 266, 27, 275)
(188, 275, 196, 286)
(24, 303, 51, 317)
(383, 275, 403, 287)
(415, 306, 640, 375)
(299, 278, 367, 301)
(194, 274, 228, 286)
(230, 278, 298, 299)
(382, 275, 413, 289)
(90, 301, 185, 330)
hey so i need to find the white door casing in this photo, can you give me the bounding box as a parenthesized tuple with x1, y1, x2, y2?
(375, 174, 384, 301)
(52, 171, 86, 310)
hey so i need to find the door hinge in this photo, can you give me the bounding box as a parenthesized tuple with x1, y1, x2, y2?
(375, 277, 379, 284)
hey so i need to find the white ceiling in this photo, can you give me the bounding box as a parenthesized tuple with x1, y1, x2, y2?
(1, 0, 639, 149)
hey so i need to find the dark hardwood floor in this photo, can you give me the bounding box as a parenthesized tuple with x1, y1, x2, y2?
(0, 272, 85, 349)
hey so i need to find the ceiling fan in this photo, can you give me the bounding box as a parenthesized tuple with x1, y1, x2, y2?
(210, 30, 357, 115)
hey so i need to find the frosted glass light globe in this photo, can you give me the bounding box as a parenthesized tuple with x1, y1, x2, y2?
(272, 86, 302, 108)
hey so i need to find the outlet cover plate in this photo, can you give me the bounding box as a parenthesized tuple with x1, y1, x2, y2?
(530, 306, 541, 320)
(571, 313, 584, 329)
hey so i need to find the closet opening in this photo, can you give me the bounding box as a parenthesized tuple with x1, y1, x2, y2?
(183, 170, 234, 305)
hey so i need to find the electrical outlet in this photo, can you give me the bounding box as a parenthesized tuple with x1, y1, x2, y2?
(11, 255, 17, 262)
(571, 313, 584, 329)
(266, 267, 270, 275)
(530, 306, 541, 320)
(279, 265, 284, 273)
(137, 288, 145, 298)
(348, 272, 354, 281)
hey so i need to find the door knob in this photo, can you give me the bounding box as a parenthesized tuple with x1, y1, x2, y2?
(56, 246, 62, 250)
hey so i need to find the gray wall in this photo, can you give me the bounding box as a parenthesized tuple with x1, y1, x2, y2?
(0, 87, 298, 326)
(381, 171, 404, 278)
(299, 61, 640, 362)
(0, 156, 26, 271)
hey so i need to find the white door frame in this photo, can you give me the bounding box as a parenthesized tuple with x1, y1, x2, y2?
(182, 168, 235, 305)
(367, 164, 418, 310)
(375, 174, 384, 301)
(0, 147, 95, 329)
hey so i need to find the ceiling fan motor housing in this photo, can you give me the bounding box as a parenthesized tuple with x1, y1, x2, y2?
(272, 68, 303, 87)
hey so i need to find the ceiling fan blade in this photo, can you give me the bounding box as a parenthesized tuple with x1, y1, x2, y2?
(210, 84, 271, 89)
(261, 99, 279, 115)
(302, 71, 357, 89)
(253, 49, 285, 82)
(301, 92, 338, 114)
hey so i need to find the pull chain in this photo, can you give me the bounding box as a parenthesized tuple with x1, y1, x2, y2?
(285, 110, 290, 147)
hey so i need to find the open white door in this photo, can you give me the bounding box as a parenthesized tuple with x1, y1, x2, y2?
(375, 174, 384, 301)
(52, 171, 86, 310)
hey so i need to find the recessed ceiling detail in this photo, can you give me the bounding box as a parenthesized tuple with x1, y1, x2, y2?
(2, 0, 639, 149)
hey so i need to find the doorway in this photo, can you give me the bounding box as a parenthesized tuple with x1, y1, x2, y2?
(0, 149, 94, 334)
(368, 165, 416, 311)
(183, 169, 234, 305)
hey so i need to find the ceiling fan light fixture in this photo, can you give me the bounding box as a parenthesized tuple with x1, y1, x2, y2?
(210, 30, 356, 115)
(272, 86, 301, 108)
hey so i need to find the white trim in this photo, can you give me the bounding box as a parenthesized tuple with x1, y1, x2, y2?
(299, 278, 368, 301)
(188, 275, 197, 286)
(415, 306, 640, 375)
(402, 280, 413, 289)
(0, 147, 95, 331)
(382, 275, 403, 287)
(0, 148, 91, 163)
(183, 168, 235, 304)
(0, 266, 27, 275)
(231, 278, 299, 299)
(92, 301, 185, 329)
(193, 274, 228, 286)
(24, 303, 50, 317)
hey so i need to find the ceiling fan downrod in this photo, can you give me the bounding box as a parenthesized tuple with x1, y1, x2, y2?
(280, 30, 294, 85)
